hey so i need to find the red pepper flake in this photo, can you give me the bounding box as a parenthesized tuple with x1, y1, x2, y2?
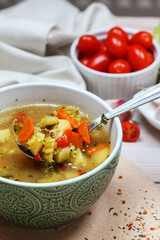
(118, 175, 123, 179)
(122, 200, 126, 204)
(60, 166, 66, 171)
(117, 189, 123, 195)
(150, 227, 155, 230)
(143, 210, 147, 215)
(87, 211, 92, 216)
(85, 238, 88, 240)
(128, 223, 133, 230)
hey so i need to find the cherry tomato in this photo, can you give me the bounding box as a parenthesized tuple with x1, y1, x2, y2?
(108, 26, 128, 42)
(108, 59, 131, 74)
(122, 121, 140, 142)
(147, 51, 154, 65)
(78, 35, 100, 57)
(105, 35, 128, 58)
(130, 31, 153, 49)
(56, 129, 72, 147)
(99, 44, 108, 54)
(88, 52, 112, 72)
(80, 57, 90, 66)
(127, 44, 149, 71)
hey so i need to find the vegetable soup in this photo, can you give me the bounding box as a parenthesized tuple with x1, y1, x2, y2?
(0, 104, 111, 183)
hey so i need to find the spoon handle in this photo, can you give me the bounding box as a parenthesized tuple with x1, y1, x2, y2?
(88, 83, 160, 132)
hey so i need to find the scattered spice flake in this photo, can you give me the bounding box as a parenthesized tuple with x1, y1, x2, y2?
(143, 210, 147, 215)
(135, 218, 142, 221)
(122, 200, 126, 204)
(117, 188, 123, 195)
(109, 207, 114, 213)
(118, 175, 123, 179)
(87, 211, 92, 216)
(85, 238, 88, 240)
(150, 227, 155, 230)
(113, 212, 118, 216)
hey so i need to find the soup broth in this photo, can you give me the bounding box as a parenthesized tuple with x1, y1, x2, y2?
(0, 104, 111, 183)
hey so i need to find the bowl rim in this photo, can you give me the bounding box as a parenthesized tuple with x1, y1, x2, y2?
(0, 82, 122, 188)
(70, 27, 160, 78)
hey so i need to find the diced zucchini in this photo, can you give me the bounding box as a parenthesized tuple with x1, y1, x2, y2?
(90, 147, 109, 165)
(28, 130, 45, 156)
(55, 147, 70, 163)
(72, 148, 87, 167)
(0, 129, 10, 144)
(42, 137, 55, 163)
(40, 116, 59, 128)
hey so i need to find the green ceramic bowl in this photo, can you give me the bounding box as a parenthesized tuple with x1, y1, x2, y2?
(0, 83, 122, 229)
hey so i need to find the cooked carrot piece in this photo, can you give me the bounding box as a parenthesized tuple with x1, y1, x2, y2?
(71, 131, 83, 149)
(85, 143, 109, 155)
(57, 108, 79, 129)
(77, 120, 90, 144)
(18, 117, 34, 142)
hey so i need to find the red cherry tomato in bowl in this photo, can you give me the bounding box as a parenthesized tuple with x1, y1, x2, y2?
(130, 31, 153, 49)
(108, 59, 131, 74)
(105, 34, 128, 58)
(127, 44, 149, 71)
(108, 26, 128, 42)
(122, 121, 140, 142)
(80, 57, 90, 66)
(78, 35, 100, 57)
(88, 52, 112, 72)
(146, 51, 154, 65)
(99, 44, 108, 54)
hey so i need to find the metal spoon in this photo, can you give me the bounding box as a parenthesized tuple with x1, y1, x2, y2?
(16, 143, 37, 160)
(88, 83, 160, 132)
(17, 83, 160, 159)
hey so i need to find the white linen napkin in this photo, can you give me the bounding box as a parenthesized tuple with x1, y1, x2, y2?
(0, 0, 116, 89)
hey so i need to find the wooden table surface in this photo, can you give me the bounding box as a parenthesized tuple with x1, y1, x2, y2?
(116, 16, 160, 189)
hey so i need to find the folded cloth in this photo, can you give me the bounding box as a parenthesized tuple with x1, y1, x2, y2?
(0, 0, 116, 90)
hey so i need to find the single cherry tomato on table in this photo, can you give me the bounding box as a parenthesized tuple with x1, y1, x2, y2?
(105, 34, 128, 58)
(122, 121, 140, 142)
(127, 44, 149, 71)
(130, 31, 153, 49)
(77, 35, 100, 57)
(108, 26, 128, 42)
(88, 52, 112, 72)
(108, 59, 132, 74)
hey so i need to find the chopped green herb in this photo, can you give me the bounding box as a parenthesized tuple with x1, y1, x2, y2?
(101, 113, 108, 125)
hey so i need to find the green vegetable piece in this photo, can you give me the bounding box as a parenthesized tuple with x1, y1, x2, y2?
(40, 116, 59, 128)
(153, 24, 160, 44)
(42, 137, 55, 163)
